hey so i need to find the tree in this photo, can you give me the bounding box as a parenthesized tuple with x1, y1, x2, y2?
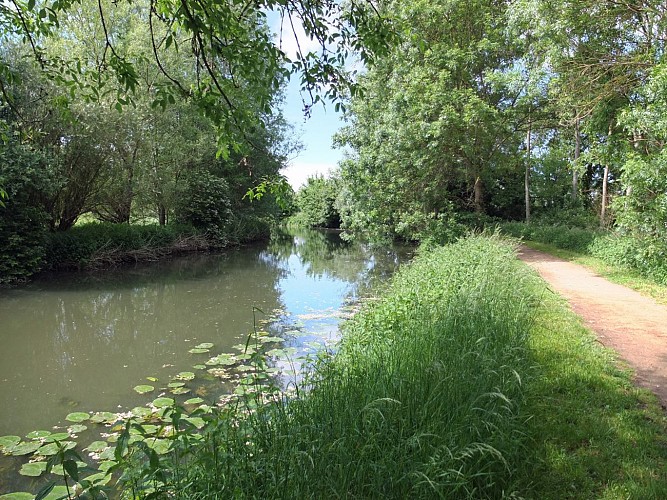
(0, 0, 396, 156)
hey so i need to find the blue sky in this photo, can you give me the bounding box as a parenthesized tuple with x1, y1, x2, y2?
(280, 80, 344, 190)
(268, 12, 347, 190)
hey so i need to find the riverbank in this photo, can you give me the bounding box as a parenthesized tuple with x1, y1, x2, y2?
(111, 235, 667, 497)
(3, 235, 666, 497)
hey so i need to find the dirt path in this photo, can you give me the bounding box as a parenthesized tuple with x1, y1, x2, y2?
(518, 245, 667, 408)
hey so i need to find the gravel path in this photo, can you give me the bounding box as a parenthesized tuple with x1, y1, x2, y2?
(518, 245, 667, 408)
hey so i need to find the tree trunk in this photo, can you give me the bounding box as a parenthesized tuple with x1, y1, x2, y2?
(158, 205, 166, 226)
(572, 117, 580, 202)
(473, 176, 483, 213)
(601, 164, 609, 228)
(525, 117, 531, 223)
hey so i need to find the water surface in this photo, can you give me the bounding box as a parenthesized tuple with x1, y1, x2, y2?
(0, 229, 408, 439)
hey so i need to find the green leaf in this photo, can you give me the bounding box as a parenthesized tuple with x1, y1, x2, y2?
(188, 348, 210, 354)
(85, 441, 108, 453)
(67, 424, 87, 434)
(65, 412, 90, 423)
(0, 493, 35, 500)
(8, 441, 41, 455)
(43, 432, 70, 442)
(194, 343, 214, 349)
(152, 397, 174, 408)
(184, 397, 204, 405)
(134, 385, 155, 394)
(175, 371, 195, 381)
(27, 430, 52, 439)
(0, 435, 21, 449)
(19, 461, 47, 477)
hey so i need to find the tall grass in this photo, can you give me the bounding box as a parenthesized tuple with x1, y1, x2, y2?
(119, 235, 537, 498)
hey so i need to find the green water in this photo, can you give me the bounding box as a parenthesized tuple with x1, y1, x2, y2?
(0, 229, 408, 441)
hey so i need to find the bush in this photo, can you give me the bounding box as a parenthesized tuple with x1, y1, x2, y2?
(0, 144, 62, 284)
(43, 223, 199, 270)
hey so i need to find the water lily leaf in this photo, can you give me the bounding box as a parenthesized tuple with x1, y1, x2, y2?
(170, 387, 190, 395)
(152, 397, 174, 408)
(9, 441, 41, 455)
(193, 364, 206, 370)
(175, 371, 195, 381)
(134, 385, 155, 394)
(259, 336, 284, 343)
(188, 348, 210, 354)
(167, 382, 185, 388)
(68, 424, 87, 434)
(38, 441, 75, 456)
(184, 397, 204, 405)
(0, 493, 34, 500)
(42, 485, 69, 500)
(84, 471, 112, 486)
(236, 365, 255, 372)
(90, 412, 117, 424)
(86, 441, 108, 453)
(43, 432, 70, 442)
(26, 430, 51, 440)
(195, 343, 214, 349)
(98, 460, 116, 472)
(183, 417, 205, 429)
(65, 412, 90, 423)
(146, 438, 170, 455)
(131, 406, 153, 418)
(98, 447, 116, 460)
(206, 354, 236, 366)
(19, 462, 46, 477)
(0, 435, 21, 449)
(147, 376, 158, 382)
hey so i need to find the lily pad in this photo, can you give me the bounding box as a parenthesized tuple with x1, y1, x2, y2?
(167, 382, 185, 388)
(152, 397, 174, 408)
(184, 397, 204, 405)
(86, 441, 108, 453)
(99, 447, 116, 460)
(206, 354, 236, 366)
(146, 438, 170, 455)
(43, 432, 70, 442)
(19, 461, 48, 477)
(170, 387, 190, 395)
(258, 336, 284, 343)
(147, 376, 158, 382)
(42, 486, 69, 500)
(68, 424, 87, 434)
(188, 348, 210, 354)
(175, 371, 195, 381)
(193, 364, 206, 370)
(0, 493, 34, 500)
(84, 472, 112, 486)
(134, 385, 155, 394)
(184, 417, 205, 429)
(37, 441, 76, 456)
(98, 460, 116, 472)
(8, 441, 41, 455)
(65, 412, 90, 423)
(195, 343, 214, 349)
(26, 430, 51, 440)
(131, 406, 153, 418)
(90, 412, 117, 424)
(0, 435, 21, 449)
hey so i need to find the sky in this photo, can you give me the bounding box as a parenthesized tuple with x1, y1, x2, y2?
(269, 12, 347, 190)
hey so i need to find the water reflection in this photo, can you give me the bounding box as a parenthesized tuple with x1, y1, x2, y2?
(0, 229, 410, 437)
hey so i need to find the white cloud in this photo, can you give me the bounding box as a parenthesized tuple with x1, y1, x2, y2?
(272, 13, 322, 61)
(282, 161, 337, 190)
